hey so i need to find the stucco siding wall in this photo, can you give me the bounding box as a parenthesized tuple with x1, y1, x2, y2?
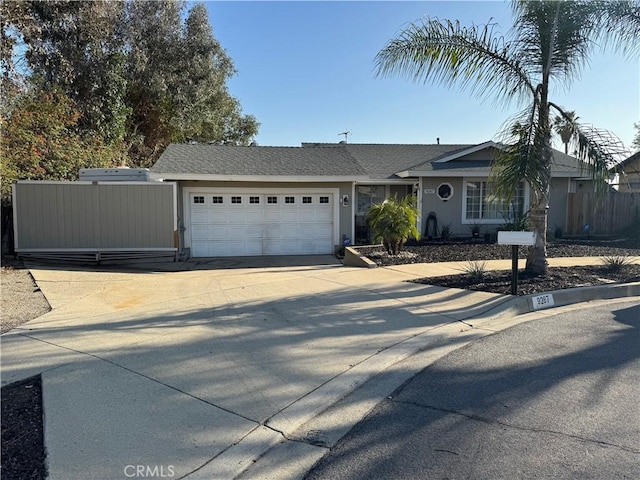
(14, 182, 176, 250)
(548, 178, 569, 234)
(421, 177, 465, 236)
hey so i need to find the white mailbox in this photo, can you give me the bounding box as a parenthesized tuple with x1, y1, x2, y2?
(497, 231, 536, 246)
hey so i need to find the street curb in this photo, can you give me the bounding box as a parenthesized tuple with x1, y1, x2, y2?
(468, 281, 640, 323)
(234, 282, 640, 480)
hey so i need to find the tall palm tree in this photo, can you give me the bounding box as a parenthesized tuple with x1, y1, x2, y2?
(553, 111, 579, 154)
(375, 0, 638, 275)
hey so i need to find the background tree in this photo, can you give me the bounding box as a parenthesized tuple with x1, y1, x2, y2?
(553, 111, 579, 155)
(1, 0, 259, 180)
(633, 122, 640, 152)
(1, 88, 119, 199)
(124, 0, 258, 166)
(375, 0, 638, 275)
(22, 1, 130, 147)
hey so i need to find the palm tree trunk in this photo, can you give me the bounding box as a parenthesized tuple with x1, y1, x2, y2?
(525, 194, 548, 275)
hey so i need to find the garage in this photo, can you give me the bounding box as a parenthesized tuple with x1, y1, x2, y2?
(187, 189, 337, 257)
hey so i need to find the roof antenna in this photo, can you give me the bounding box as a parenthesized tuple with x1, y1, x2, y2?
(339, 131, 351, 143)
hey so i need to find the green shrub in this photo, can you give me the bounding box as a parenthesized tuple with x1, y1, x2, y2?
(500, 212, 531, 231)
(367, 195, 420, 255)
(440, 223, 451, 241)
(463, 260, 488, 281)
(600, 255, 632, 272)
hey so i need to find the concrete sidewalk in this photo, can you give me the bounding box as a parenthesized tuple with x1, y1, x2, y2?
(1, 256, 639, 480)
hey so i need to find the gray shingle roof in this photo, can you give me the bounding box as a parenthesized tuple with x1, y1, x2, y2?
(151, 142, 585, 179)
(151, 144, 367, 177)
(406, 143, 584, 174)
(301, 143, 473, 178)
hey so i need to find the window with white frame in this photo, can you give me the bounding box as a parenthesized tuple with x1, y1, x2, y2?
(464, 180, 526, 222)
(356, 185, 385, 214)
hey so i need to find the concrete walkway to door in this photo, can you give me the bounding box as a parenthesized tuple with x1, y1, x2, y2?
(1, 255, 638, 479)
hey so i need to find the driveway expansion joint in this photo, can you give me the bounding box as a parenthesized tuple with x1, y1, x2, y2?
(17, 332, 261, 426)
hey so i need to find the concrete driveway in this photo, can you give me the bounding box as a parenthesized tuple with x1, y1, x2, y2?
(1, 256, 639, 479)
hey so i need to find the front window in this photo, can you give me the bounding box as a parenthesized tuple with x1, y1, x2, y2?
(464, 180, 526, 222)
(356, 185, 386, 214)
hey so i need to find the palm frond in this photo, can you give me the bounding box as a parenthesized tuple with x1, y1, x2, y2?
(571, 123, 630, 196)
(490, 104, 552, 206)
(511, 0, 595, 83)
(375, 17, 535, 107)
(589, 0, 640, 59)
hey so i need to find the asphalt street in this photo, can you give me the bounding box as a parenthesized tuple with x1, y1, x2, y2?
(304, 299, 640, 480)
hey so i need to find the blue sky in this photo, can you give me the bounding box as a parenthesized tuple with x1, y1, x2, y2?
(205, 1, 639, 150)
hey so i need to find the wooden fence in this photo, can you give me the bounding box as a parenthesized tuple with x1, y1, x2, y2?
(566, 191, 640, 235)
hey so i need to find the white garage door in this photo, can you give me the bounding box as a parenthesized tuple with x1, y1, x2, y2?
(189, 192, 335, 257)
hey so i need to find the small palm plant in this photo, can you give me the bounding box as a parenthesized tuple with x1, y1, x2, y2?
(367, 195, 420, 255)
(600, 255, 632, 272)
(463, 260, 488, 281)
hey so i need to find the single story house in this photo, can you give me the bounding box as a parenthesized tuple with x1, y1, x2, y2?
(617, 151, 640, 193)
(150, 141, 587, 258)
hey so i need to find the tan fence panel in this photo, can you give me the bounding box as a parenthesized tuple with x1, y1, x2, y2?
(13, 182, 176, 251)
(566, 191, 640, 235)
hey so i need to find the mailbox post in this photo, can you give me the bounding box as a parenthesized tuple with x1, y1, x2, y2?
(497, 231, 537, 295)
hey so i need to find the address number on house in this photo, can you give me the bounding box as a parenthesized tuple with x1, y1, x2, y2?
(532, 293, 554, 310)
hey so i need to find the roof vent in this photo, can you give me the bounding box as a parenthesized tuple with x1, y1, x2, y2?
(250, 141, 258, 146)
(437, 137, 440, 144)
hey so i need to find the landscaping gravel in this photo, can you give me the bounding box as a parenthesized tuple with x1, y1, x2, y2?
(358, 238, 640, 295)
(1, 257, 50, 334)
(360, 238, 640, 266)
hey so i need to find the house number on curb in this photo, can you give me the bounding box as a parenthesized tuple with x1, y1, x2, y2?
(532, 293, 555, 310)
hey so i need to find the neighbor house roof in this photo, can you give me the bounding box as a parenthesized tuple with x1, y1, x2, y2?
(618, 151, 640, 174)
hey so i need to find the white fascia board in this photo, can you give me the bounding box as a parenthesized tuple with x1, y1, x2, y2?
(552, 171, 585, 178)
(433, 141, 502, 163)
(149, 173, 368, 183)
(412, 169, 582, 179)
(410, 169, 492, 178)
(354, 179, 417, 184)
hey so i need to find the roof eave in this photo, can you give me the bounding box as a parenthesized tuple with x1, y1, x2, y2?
(402, 169, 584, 178)
(407, 169, 490, 177)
